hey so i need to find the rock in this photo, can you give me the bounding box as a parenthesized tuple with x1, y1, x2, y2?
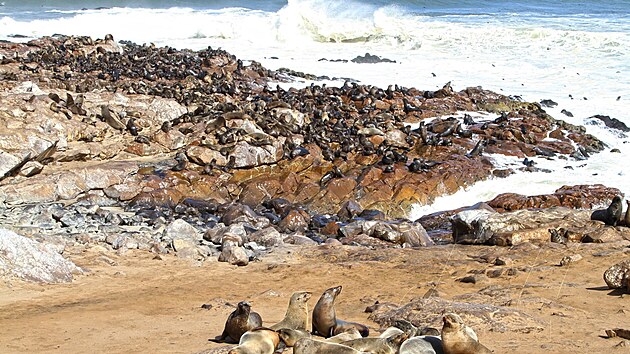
(0, 228, 82, 283)
(18, 160, 44, 177)
(337, 200, 362, 221)
(458, 274, 489, 284)
(604, 259, 630, 289)
(559, 254, 583, 266)
(351, 53, 396, 64)
(218, 245, 249, 266)
(587, 115, 630, 132)
(283, 234, 318, 245)
(487, 185, 621, 212)
(164, 219, 201, 242)
(278, 209, 309, 233)
(368, 297, 544, 334)
(186, 146, 227, 166)
(452, 207, 593, 245)
(228, 140, 283, 168)
(248, 227, 283, 247)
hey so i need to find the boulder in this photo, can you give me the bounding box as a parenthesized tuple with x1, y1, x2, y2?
(0, 228, 82, 283)
(164, 219, 202, 242)
(451, 207, 593, 245)
(604, 259, 630, 289)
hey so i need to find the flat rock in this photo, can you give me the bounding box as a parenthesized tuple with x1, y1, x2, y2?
(0, 228, 82, 283)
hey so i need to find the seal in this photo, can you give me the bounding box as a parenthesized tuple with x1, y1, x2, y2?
(293, 338, 363, 354)
(312, 286, 369, 338)
(270, 291, 312, 331)
(227, 327, 280, 354)
(399, 336, 442, 354)
(324, 328, 362, 344)
(212, 301, 263, 344)
(624, 200, 630, 227)
(379, 326, 404, 338)
(591, 196, 623, 226)
(441, 313, 491, 354)
(341, 331, 409, 354)
(277, 328, 311, 347)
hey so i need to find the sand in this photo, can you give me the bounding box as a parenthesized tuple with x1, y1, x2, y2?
(0, 242, 629, 353)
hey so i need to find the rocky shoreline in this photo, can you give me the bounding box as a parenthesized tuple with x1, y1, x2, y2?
(0, 35, 628, 279)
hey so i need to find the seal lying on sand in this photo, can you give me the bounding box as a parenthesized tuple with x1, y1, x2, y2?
(312, 285, 369, 338)
(228, 327, 280, 354)
(441, 313, 491, 354)
(277, 328, 311, 347)
(341, 331, 409, 354)
(293, 338, 363, 354)
(212, 301, 263, 343)
(591, 196, 623, 226)
(270, 291, 311, 331)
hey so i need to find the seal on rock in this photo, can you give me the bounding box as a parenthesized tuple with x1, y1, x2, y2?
(228, 327, 280, 354)
(312, 285, 369, 338)
(270, 291, 312, 330)
(441, 313, 491, 354)
(293, 338, 363, 354)
(591, 196, 623, 226)
(212, 301, 263, 343)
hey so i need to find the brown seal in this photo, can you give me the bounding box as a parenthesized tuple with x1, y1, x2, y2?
(212, 301, 263, 343)
(277, 328, 311, 347)
(228, 327, 280, 354)
(591, 196, 623, 226)
(270, 291, 312, 330)
(312, 285, 369, 338)
(624, 200, 630, 227)
(441, 313, 491, 354)
(341, 331, 409, 354)
(324, 328, 362, 343)
(293, 338, 363, 354)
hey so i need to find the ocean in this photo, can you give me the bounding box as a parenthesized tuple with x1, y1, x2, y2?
(1, 0, 628, 218)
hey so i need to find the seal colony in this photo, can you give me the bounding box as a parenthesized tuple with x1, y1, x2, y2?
(211, 287, 492, 354)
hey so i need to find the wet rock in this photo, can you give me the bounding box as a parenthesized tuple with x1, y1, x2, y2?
(351, 53, 396, 64)
(587, 115, 630, 132)
(0, 228, 82, 283)
(604, 259, 630, 289)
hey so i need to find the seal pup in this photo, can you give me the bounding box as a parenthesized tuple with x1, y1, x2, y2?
(270, 291, 312, 331)
(212, 301, 263, 344)
(228, 327, 280, 354)
(341, 331, 409, 354)
(324, 328, 362, 344)
(277, 328, 311, 347)
(312, 286, 369, 338)
(399, 337, 441, 354)
(441, 313, 491, 354)
(293, 338, 363, 354)
(591, 196, 623, 226)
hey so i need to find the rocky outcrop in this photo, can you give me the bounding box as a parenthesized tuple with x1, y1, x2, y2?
(451, 207, 630, 245)
(0, 228, 82, 283)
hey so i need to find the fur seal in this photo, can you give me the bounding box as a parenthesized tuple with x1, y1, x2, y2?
(227, 327, 280, 354)
(277, 328, 311, 347)
(324, 328, 362, 343)
(312, 286, 369, 338)
(591, 196, 623, 226)
(270, 291, 312, 331)
(441, 313, 491, 354)
(212, 301, 263, 344)
(624, 200, 630, 227)
(399, 336, 442, 354)
(341, 331, 409, 353)
(293, 338, 363, 354)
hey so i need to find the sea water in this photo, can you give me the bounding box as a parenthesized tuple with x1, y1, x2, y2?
(0, 0, 628, 218)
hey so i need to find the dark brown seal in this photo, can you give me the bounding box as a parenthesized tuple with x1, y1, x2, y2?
(311, 286, 369, 338)
(591, 196, 623, 226)
(441, 313, 491, 354)
(270, 291, 312, 331)
(624, 200, 630, 227)
(212, 301, 263, 344)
